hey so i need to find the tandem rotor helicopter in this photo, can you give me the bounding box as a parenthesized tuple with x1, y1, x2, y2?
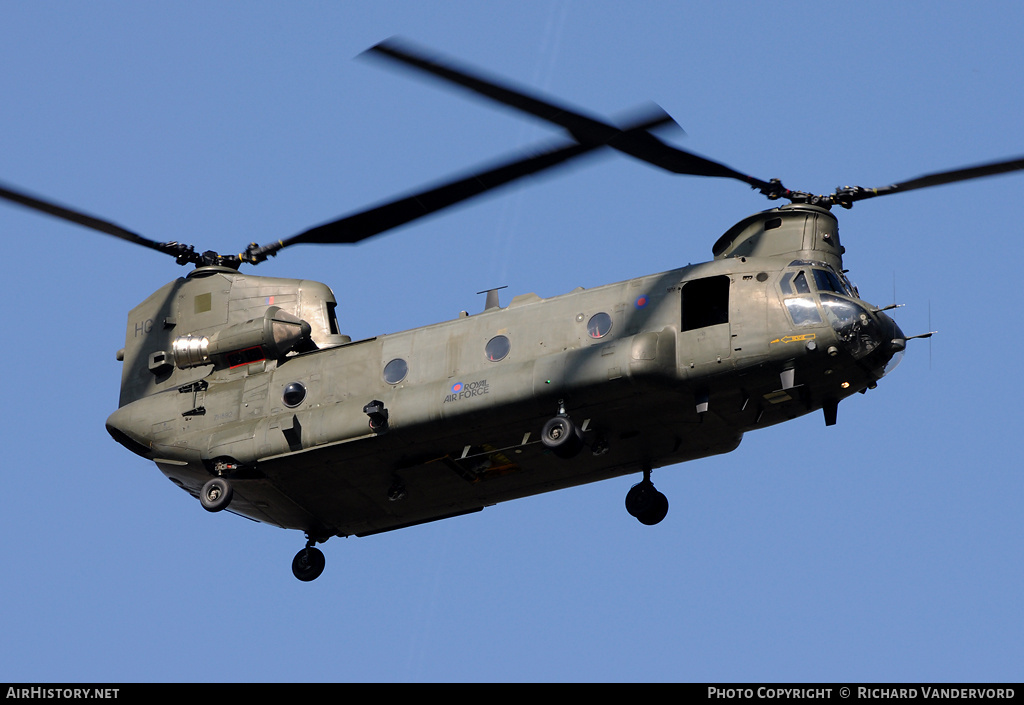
(4, 38, 1024, 581)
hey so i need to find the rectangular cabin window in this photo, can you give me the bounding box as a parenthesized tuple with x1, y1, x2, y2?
(681, 275, 730, 331)
(326, 301, 340, 336)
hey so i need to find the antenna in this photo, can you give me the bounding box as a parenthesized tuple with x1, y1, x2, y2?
(477, 285, 508, 311)
(928, 300, 933, 370)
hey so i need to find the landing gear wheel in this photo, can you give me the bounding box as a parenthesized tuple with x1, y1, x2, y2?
(625, 481, 655, 517)
(625, 480, 669, 525)
(637, 491, 669, 525)
(200, 477, 233, 512)
(292, 546, 326, 582)
(541, 416, 583, 458)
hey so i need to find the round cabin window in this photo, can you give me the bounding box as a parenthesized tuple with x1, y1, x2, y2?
(587, 312, 613, 339)
(383, 358, 408, 385)
(485, 335, 510, 362)
(282, 382, 307, 408)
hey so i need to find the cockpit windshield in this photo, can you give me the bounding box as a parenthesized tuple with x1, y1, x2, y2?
(819, 293, 881, 359)
(779, 264, 874, 349)
(812, 268, 851, 296)
(786, 260, 857, 297)
(777, 262, 900, 370)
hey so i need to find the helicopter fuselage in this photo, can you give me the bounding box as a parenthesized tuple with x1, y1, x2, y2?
(106, 204, 905, 540)
(4, 36, 1017, 581)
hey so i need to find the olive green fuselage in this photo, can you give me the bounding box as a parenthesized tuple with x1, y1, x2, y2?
(106, 205, 904, 539)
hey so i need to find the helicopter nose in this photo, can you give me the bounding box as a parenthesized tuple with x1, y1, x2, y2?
(879, 311, 907, 350)
(876, 311, 907, 377)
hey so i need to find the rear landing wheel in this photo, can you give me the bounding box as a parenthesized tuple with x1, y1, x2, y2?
(292, 546, 326, 582)
(541, 415, 583, 458)
(200, 477, 233, 513)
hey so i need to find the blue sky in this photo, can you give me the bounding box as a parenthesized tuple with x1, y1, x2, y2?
(1, 1, 1021, 683)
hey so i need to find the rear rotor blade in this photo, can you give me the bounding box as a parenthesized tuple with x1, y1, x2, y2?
(0, 181, 225, 266)
(0, 181, 166, 253)
(284, 140, 595, 246)
(247, 107, 672, 261)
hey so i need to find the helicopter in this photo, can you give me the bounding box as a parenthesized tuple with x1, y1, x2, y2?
(3, 38, 1023, 582)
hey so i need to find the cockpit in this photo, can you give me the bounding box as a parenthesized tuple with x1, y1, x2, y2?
(778, 261, 905, 376)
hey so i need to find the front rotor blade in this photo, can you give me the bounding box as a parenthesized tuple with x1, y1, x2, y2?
(885, 155, 1024, 193)
(365, 37, 778, 193)
(834, 155, 1024, 206)
(366, 37, 637, 145)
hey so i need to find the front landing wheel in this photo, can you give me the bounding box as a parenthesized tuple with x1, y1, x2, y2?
(625, 481, 669, 525)
(636, 490, 669, 525)
(292, 546, 326, 582)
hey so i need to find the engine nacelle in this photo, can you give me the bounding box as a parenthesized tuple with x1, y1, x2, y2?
(170, 306, 312, 369)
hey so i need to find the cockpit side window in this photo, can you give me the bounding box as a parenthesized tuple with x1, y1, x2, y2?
(785, 298, 822, 326)
(780, 270, 811, 295)
(780, 269, 821, 326)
